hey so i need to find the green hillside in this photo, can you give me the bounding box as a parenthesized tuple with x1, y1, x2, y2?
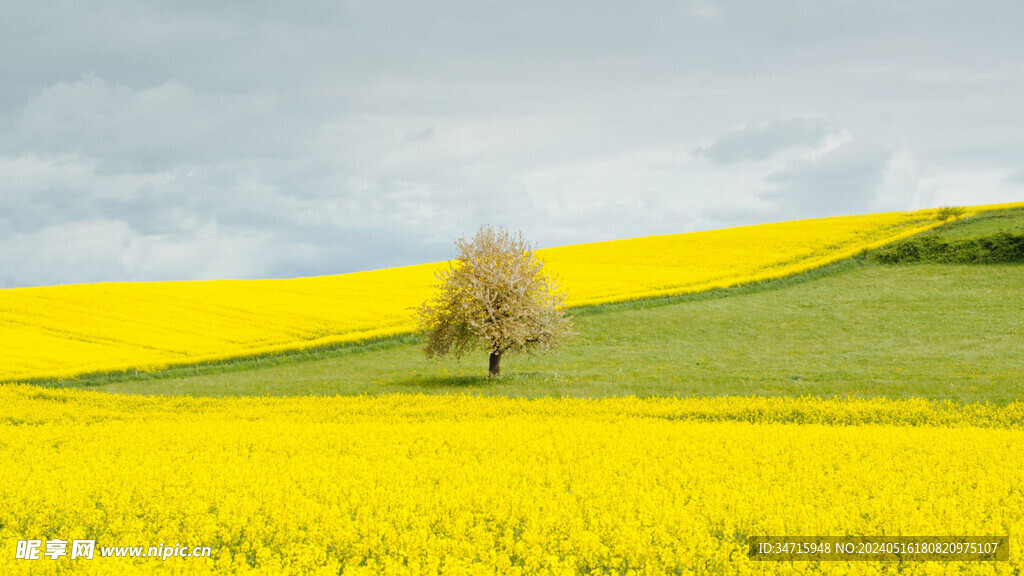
(872, 205, 1024, 264)
(923, 204, 1024, 238)
(61, 206, 1021, 404)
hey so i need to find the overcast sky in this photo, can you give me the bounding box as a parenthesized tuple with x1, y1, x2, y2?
(2, 0, 1023, 287)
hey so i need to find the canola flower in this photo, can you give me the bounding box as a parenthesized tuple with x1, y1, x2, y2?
(1, 202, 1020, 381)
(0, 387, 1021, 575)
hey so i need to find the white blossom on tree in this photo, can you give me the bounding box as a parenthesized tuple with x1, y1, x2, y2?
(415, 225, 574, 376)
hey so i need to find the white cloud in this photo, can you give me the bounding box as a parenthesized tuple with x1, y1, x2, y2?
(0, 219, 278, 288)
(872, 148, 931, 211)
(919, 169, 1024, 208)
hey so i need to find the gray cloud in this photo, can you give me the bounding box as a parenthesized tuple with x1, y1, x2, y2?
(1, 75, 300, 173)
(695, 118, 832, 163)
(764, 141, 893, 218)
(1, 0, 1023, 287)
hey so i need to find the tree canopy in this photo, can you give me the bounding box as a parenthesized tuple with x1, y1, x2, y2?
(414, 225, 574, 376)
(935, 205, 966, 224)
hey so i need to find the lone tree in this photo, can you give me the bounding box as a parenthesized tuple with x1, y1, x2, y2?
(415, 225, 574, 377)
(935, 205, 966, 225)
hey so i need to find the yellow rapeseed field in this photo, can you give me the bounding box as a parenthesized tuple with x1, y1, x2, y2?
(1, 387, 1021, 575)
(3, 202, 1020, 382)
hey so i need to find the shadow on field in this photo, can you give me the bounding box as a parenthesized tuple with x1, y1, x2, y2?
(398, 374, 495, 390)
(396, 371, 547, 393)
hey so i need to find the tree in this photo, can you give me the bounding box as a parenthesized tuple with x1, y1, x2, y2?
(414, 225, 574, 377)
(935, 205, 966, 225)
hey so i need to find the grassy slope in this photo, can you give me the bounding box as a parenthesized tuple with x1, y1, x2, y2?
(80, 265, 1023, 404)
(71, 208, 1024, 403)
(925, 204, 1024, 238)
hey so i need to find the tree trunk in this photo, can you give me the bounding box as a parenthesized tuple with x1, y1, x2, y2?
(489, 351, 502, 377)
